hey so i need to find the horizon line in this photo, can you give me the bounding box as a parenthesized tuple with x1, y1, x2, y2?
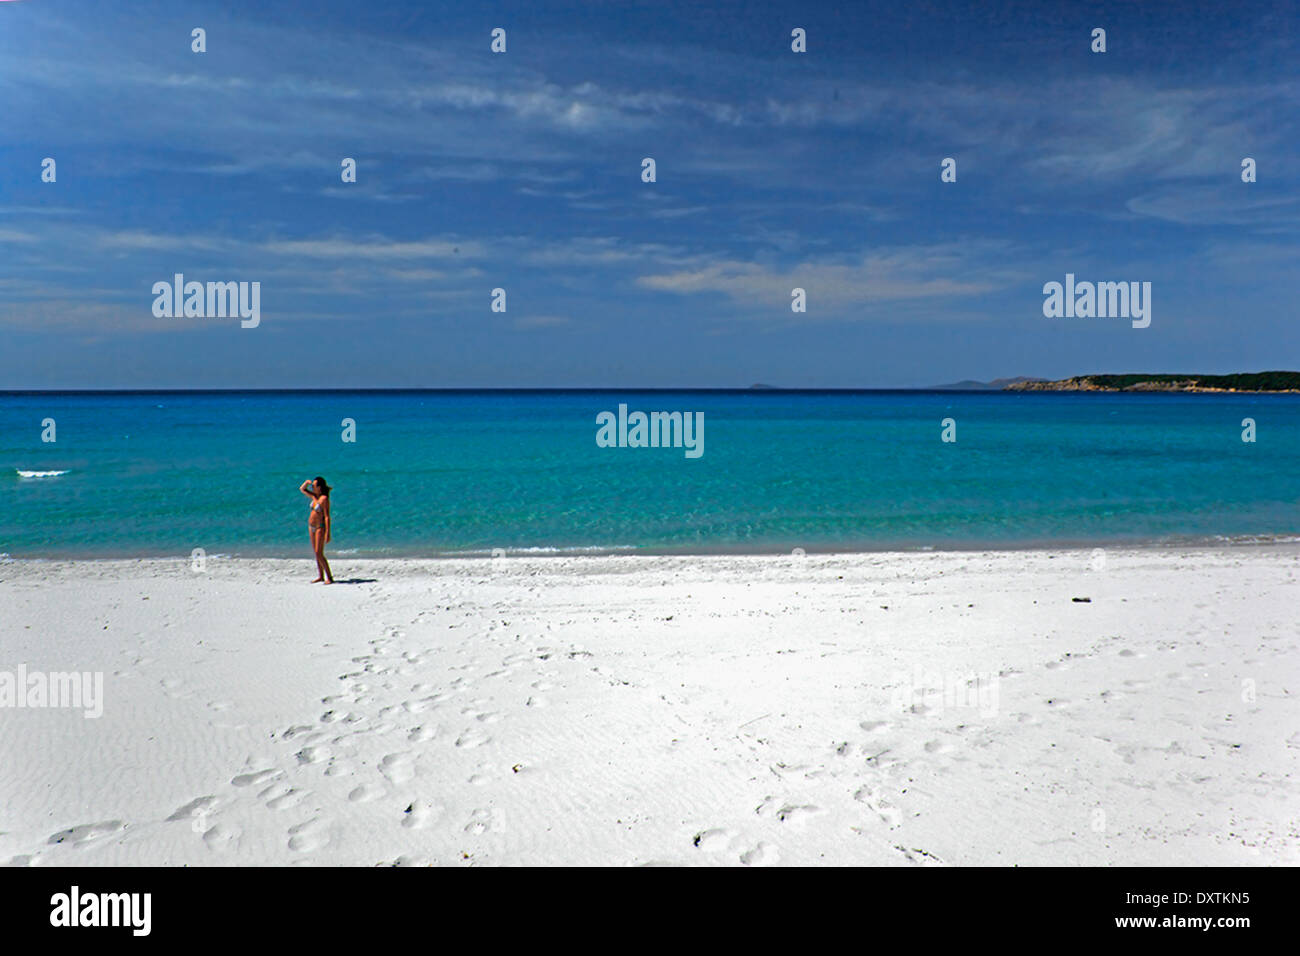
(4, 372, 1297, 395)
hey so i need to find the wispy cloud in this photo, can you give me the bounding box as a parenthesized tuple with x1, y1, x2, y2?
(638, 242, 1024, 312)
(1127, 187, 1300, 227)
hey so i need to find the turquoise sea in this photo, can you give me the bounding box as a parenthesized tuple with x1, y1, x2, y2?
(2, 390, 1298, 557)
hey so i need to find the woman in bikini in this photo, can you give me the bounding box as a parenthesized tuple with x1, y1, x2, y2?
(299, 476, 333, 583)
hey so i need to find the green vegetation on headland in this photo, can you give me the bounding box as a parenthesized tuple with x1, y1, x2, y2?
(1004, 372, 1300, 393)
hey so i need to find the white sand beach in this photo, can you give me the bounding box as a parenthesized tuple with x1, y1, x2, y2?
(1, 547, 1297, 867)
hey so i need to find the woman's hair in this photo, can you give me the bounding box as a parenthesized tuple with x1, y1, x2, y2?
(314, 476, 331, 496)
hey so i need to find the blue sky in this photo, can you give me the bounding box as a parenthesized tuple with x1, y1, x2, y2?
(1, 0, 1297, 388)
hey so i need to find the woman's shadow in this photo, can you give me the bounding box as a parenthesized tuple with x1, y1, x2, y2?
(330, 577, 378, 585)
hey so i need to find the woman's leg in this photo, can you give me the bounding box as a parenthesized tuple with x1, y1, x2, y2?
(314, 531, 333, 584)
(311, 529, 325, 581)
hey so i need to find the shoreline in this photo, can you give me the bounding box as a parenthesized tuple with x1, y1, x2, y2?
(5, 534, 1300, 563)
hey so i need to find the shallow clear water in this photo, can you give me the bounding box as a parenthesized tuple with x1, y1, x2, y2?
(2, 390, 1297, 557)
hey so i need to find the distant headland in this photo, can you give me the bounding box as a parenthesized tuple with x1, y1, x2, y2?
(1002, 372, 1300, 393)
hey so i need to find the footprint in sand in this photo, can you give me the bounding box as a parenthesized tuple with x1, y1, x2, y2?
(296, 745, 331, 765)
(455, 730, 492, 749)
(404, 697, 444, 714)
(324, 760, 355, 778)
(854, 786, 902, 827)
(287, 818, 330, 853)
(775, 804, 826, 826)
(408, 724, 441, 742)
(232, 769, 282, 788)
(740, 842, 779, 866)
(263, 786, 310, 811)
(693, 829, 737, 853)
(348, 782, 385, 803)
(402, 800, 445, 830)
(863, 748, 900, 770)
(202, 822, 239, 851)
(47, 821, 126, 847)
(756, 796, 826, 827)
(463, 808, 503, 835)
(166, 796, 218, 823)
(160, 677, 192, 699)
(859, 720, 891, 734)
(379, 753, 415, 785)
(894, 844, 945, 866)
